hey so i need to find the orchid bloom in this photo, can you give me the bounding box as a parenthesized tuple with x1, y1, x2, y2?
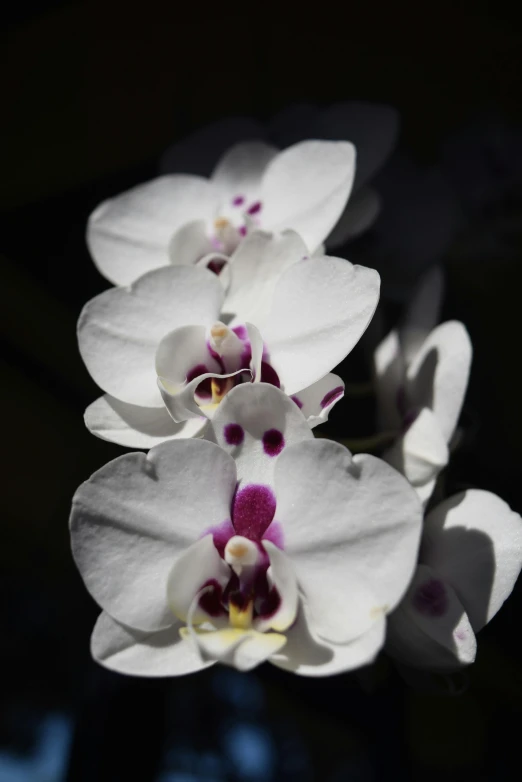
(160, 102, 400, 250)
(87, 139, 356, 286)
(70, 384, 422, 677)
(79, 230, 380, 448)
(387, 490, 522, 671)
(373, 267, 472, 505)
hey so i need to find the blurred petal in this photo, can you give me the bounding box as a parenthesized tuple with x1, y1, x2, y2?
(400, 265, 445, 364)
(384, 408, 449, 492)
(211, 141, 278, 197)
(373, 328, 404, 431)
(258, 542, 299, 633)
(326, 186, 381, 247)
(168, 220, 214, 266)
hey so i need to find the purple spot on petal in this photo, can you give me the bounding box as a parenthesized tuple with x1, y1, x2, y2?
(207, 258, 227, 275)
(320, 386, 344, 409)
(232, 325, 248, 341)
(413, 578, 449, 618)
(238, 225, 248, 237)
(205, 519, 235, 558)
(199, 579, 226, 617)
(186, 364, 212, 399)
(260, 361, 280, 388)
(291, 395, 303, 409)
(256, 586, 281, 620)
(224, 423, 244, 446)
(262, 520, 284, 549)
(247, 201, 262, 215)
(262, 428, 285, 457)
(232, 195, 245, 207)
(232, 484, 276, 541)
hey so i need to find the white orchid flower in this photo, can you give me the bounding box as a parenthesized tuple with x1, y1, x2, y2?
(87, 139, 356, 286)
(160, 102, 400, 249)
(79, 230, 380, 448)
(70, 383, 422, 677)
(387, 489, 522, 672)
(373, 267, 472, 505)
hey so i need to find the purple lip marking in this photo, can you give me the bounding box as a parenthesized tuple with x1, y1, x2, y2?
(232, 484, 276, 541)
(247, 201, 262, 215)
(199, 579, 226, 617)
(224, 423, 244, 446)
(232, 195, 245, 206)
(291, 395, 303, 409)
(207, 258, 227, 275)
(262, 429, 285, 457)
(238, 225, 248, 236)
(413, 578, 448, 618)
(320, 386, 344, 409)
(186, 363, 212, 399)
(232, 325, 248, 341)
(260, 361, 280, 388)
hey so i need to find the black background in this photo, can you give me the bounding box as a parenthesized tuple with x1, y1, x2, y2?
(2, 2, 522, 780)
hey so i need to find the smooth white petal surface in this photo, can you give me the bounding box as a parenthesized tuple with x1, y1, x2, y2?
(78, 265, 224, 407)
(387, 564, 477, 672)
(374, 329, 404, 431)
(168, 220, 214, 266)
(270, 604, 386, 677)
(167, 535, 231, 624)
(261, 141, 356, 252)
(184, 627, 286, 672)
(70, 439, 237, 631)
(87, 176, 220, 285)
(84, 394, 206, 448)
(91, 611, 212, 677)
(422, 490, 522, 631)
(258, 542, 298, 633)
(210, 383, 312, 487)
(211, 141, 278, 197)
(406, 320, 472, 443)
(263, 256, 380, 395)
(400, 266, 445, 364)
(274, 440, 422, 644)
(384, 408, 449, 488)
(326, 187, 381, 247)
(224, 230, 308, 325)
(290, 373, 345, 429)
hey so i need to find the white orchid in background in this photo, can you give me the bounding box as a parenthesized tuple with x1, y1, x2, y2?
(87, 139, 356, 286)
(373, 267, 472, 505)
(387, 490, 522, 671)
(160, 102, 400, 250)
(70, 384, 422, 677)
(79, 230, 380, 448)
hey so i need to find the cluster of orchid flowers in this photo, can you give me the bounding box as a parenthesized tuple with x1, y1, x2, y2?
(70, 104, 522, 679)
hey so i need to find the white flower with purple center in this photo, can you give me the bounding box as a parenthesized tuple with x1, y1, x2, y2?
(87, 139, 356, 286)
(70, 384, 422, 677)
(79, 231, 380, 448)
(373, 268, 472, 505)
(387, 490, 522, 671)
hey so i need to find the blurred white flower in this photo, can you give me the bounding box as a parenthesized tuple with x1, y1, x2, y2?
(70, 384, 422, 677)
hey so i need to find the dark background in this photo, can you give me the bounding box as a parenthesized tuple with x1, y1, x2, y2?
(2, 2, 522, 780)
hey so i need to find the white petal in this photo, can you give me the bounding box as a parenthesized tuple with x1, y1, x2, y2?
(373, 329, 404, 431)
(400, 265, 445, 364)
(78, 265, 224, 407)
(160, 117, 264, 176)
(406, 320, 472, 443)
(261, 141, 356, 252)
(167, 535, 231, 624)
(184, 626, 286, 672)
(211, 141, 278, 197)
(383, 408, 449, 489)
(290, 373, 344, 429)
(257, 542, 298, 633)
(91, 611, 212, 677)
(70, 439, 237, 631)
(87, 176, 220, 285)
(274, 440, 422, 644)
(232, 632, 288, 672)
(422, 490, 522, 631)
(224, 230, 308, 325)
(263, 256, 380, 395)
(326, 187, 381, 247)
(270, 604, 386, 677)
(209, 383, 312, 487)
(387, 564, 476, 672)
(168, 220, 214, 266)
(84, 394, 206, 448)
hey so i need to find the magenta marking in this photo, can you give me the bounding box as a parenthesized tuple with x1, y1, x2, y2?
(247, 201, 262, 215)
(205, 519, 235, 558)
(224, 423, 244, 446)
(232, 484, 276, 541)
(186, 364, 212, 399)
(262, 520, 284, 550)
(291, 395, 303, 409)
(260, 361, 280, 388)
(262, 429, 285, 457)
(207, 258, 227, 275)
(413, 578, 448, 618)
(320, 385, 344, 409)
(199, 579, 226, 617)
(232, 195, 245, 206)
(238, 225, 248, 237)
(232, 325, 248, 341)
